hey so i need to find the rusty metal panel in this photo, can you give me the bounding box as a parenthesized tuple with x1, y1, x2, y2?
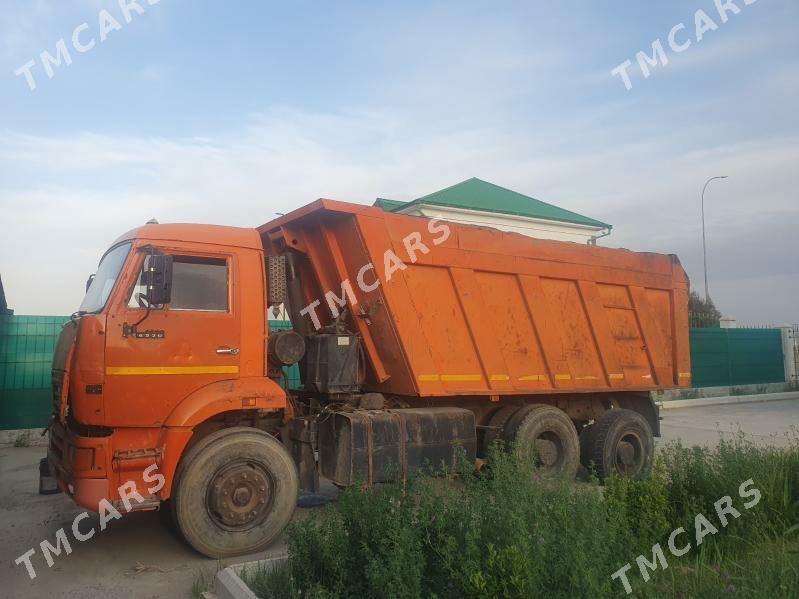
(258, 199, 691, 398)
(319, 408, 476, 486)
(475, 272, 551, 391)
(597, 283, 655, 385)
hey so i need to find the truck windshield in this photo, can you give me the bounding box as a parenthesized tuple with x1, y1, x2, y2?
(79, 242, 132, 313)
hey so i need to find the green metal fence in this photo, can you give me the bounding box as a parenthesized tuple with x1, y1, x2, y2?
(689, 327, 785, 388)
(0, 315, 69, 430)
(1, 315, 786, 430)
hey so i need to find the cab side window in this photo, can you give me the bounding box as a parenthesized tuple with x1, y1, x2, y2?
(171, 257, 229, 311)
(129, 255, 229, 312)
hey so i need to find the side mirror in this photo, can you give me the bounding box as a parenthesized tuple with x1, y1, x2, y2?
(85, 274, 95, 292)
(142, 254, 173, 306)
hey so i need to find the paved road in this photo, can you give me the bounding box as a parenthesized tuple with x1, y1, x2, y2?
(659, 398, 799, 448)
(1, 399, 796, 598)
(0, 445, 304, 599)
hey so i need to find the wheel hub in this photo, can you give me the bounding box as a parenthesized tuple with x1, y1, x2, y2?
(614, 433, 644, 476)
(617, 441, 635, 466)
(209, 463, 272, 528)
(535, 438, 559, 467)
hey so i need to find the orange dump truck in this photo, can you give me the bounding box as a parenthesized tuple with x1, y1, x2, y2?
(45, 198, 690, 557)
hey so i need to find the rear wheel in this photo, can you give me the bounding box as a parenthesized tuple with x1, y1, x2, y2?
(172, 427, 299, 558)
(584, 409, 654, 479)
(502, 404, 580, 479)
(481, 405, 519, 456)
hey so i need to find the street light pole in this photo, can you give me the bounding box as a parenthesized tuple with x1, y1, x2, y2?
(701, 175, 728, 302)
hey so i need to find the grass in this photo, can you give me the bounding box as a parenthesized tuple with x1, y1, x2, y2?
(647, 538, 798, 597)
(245, 432, 799, 598)
(191, 564, 220, 599)
(13, 431, 31, 447)
(245, 560, 297, 598)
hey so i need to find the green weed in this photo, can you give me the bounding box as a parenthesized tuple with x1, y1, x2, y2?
(248, 433, 799, 598)
(13, 431, 31, 447)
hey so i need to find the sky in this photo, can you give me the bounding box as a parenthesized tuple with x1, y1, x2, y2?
(0, 0, 797, 324)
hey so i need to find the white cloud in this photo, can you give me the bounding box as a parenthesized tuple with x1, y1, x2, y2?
(1, 105, 797, 321)
(0, 2, 796, 323)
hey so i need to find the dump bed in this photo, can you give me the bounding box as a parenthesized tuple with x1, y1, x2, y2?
(259, 200, 691, 397)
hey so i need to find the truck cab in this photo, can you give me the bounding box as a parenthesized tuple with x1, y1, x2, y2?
(48, 223, 296, 557)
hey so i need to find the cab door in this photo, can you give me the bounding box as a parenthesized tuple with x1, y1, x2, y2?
(104, 248, 242, 427)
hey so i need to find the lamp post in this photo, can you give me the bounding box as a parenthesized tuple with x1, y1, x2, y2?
(701, 175, 728, 302)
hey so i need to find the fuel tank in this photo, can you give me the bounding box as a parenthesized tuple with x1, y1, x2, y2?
(319, 407, 476, 486)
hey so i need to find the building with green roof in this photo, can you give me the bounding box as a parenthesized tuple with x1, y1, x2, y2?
(373, 178, 612, 244)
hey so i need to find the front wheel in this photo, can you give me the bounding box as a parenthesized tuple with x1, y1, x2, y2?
(172, 427, 299, 558)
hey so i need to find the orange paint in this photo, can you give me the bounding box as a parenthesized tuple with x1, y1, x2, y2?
(49, 223, 286, 509)
(49, 200, 690, 515)
(260, 199, 691, 397)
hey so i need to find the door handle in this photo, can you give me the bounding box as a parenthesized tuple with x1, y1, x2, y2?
(216, 347, 240, 355)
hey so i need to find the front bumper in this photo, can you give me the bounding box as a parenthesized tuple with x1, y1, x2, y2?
(47, 420, 111, 512)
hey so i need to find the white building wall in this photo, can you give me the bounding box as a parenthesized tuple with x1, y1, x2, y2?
(399, 204, 609, 244)
(268, 304, 290, 321)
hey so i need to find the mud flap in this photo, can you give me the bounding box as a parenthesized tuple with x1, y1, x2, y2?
(39, 457, 61, 495)
(616, 392, 662, 437)
(287, 418, 319, 495)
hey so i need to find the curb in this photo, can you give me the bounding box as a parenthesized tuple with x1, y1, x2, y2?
(211, 555, 289, 599)
(658, 391, 799, 410)
(0, 428, 48, 447)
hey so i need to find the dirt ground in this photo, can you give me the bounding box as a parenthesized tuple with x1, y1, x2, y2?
(1, 398, 797, 598)
(0, 445, 333, 599)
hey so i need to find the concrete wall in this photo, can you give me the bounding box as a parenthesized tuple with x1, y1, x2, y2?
(656, 381, 792, 402)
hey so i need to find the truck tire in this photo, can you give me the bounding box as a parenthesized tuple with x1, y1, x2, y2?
(481, 405, 519, 456)
(172, 427, 299, 558)
(501, 404, 580, 479)
(584, 409, 654, 479)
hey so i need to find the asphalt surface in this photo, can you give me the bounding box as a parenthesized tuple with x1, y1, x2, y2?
(1, 398, 797, 598)
(659, 398, 799, 448)
(0, 446, 324, 599)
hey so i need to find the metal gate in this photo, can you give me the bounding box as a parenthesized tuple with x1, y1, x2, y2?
(689, 327, 786, 388)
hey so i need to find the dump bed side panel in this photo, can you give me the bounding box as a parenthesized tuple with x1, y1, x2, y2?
(260, 200, 691, 398)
